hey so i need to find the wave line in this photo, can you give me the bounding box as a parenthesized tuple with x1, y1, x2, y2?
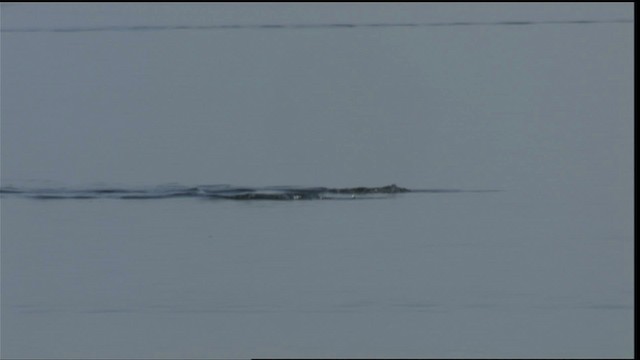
(0, 184, 501, 201)
(1, 19, 632, 33)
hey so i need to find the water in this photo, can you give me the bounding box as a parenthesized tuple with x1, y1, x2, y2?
(0, 184, 499, 200)
(1, 188, 633, 358)
(1, 3, 634, 358)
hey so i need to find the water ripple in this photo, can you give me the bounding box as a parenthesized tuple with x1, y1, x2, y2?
(1, 19, 632, 33)
(0, 184, 500, 201)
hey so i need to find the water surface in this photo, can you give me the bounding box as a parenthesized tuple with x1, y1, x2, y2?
(1, 3, 634, 359)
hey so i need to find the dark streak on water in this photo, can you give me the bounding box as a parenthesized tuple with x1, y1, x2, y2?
(0, 184, 500, 201)
(0, 19, 632, 33)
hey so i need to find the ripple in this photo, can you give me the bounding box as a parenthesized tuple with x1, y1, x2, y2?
(0, 184, 495, 201)
(1, 19, 632, 33)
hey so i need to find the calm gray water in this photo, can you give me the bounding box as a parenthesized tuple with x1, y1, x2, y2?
(1, 3, 634, 358)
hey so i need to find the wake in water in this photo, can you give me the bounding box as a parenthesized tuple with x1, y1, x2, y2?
(1, 19, 632, 33)
(0, 184, 498, 201)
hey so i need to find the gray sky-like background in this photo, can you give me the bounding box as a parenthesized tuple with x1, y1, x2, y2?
(1, 3, 633, 193)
